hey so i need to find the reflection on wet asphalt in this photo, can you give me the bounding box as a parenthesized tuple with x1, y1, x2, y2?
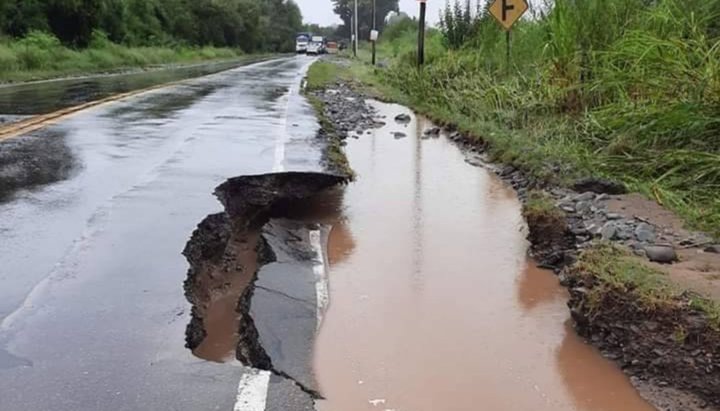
(0, 60, 261, 115)
(314, 101, 656, 411)
(0, 127, 77, 201)
(0, 56, 321, 411)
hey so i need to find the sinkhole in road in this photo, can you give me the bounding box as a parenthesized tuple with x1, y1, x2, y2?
(182, 172, 348, 399)
(313, 101, 657, 411)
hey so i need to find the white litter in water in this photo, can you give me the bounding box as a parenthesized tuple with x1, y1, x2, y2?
(369, 399, 386, 407)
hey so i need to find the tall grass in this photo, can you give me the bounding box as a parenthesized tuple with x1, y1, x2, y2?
(0, 31, 243, 82)
(375, 0, 720, 236)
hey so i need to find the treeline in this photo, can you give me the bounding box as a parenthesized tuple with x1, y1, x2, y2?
(332, 0, 398, 40)
(0, 0, 303, 52)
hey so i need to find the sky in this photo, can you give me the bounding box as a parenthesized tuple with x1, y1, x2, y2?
(294, 0, 444, 26)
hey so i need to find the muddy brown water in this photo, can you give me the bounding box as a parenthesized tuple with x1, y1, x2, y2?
(314, 101, 657, 411)
(192, 232, 260, 363)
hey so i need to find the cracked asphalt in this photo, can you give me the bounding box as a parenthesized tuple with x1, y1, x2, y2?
(0, 56, 323, 411)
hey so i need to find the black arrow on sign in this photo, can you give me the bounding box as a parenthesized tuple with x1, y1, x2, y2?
(502, 0, 514, 21)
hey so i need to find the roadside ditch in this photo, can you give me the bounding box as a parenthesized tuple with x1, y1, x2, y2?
(306, 60, 719, 411)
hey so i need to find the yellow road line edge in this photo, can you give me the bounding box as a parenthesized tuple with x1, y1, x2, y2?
(0, 56, 280, 142)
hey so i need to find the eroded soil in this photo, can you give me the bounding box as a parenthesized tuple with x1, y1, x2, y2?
(182, 172, 347, 397)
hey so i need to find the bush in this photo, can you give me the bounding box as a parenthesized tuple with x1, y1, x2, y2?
(376, 0, 720, 236)
(15, 30, 61, 49)
(0, 30, 245, 82)
(0, 45, 19, 72)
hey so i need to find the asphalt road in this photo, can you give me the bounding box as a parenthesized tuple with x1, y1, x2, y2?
(0, 56, 322, 411)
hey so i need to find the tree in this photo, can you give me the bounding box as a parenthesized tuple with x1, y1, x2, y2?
(46, 0, 104, 46)
(332, 0, 399, 41)
(439, 0, 481, 49)
(302, 24, 339, 40)
(98, 0, 128, 43)
(0, 0, 305, 51)
(1, 0, 48, 37)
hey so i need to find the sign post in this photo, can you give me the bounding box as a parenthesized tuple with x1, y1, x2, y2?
(489, 0, 528, 72)
(371, 0, 377, 66)
(353, 0, 359, 57)
(417, 0, 427, 67)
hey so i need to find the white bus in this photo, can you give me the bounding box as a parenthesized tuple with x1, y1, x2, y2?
(295, 34, 310, 53)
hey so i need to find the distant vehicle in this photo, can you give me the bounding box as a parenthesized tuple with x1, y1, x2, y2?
(295, 35, 309, 53)
(326, 42, 339, 54)
(306, 41, 322, 55)
(310, 36, 326, 54)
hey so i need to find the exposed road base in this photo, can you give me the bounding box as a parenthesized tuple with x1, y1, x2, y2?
(183, 172, 348, 408)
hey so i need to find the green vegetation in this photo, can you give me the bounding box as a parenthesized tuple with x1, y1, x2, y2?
(0, 0, 304, 81)
(523, 191, 564, 222)
(522, 190, 568, 250)
(304, 62, 354, 178)
(356, 0, 720, 237)
(0, 32, 246, 82)
(575, 244, 676, 310)
(572, 244, 720, 330)
(332, 0, 399, 40)
(306, 61, 343, 91)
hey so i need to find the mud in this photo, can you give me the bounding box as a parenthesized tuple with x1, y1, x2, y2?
(369, 86, 720, 409)
(312, 99, 658, 411)
(461, 145, 720, 410)
(182, 171, 347, 397)
(566, 265, 720, 409)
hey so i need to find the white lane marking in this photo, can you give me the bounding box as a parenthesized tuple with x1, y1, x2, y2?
(273, 87, 288, 172)
(234, 369, 271, 411)
(309, 229, 330, 330)
(273, 58, 315, 173)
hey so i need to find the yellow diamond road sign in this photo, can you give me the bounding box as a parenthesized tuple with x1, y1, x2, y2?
(489, 0, 529, 31)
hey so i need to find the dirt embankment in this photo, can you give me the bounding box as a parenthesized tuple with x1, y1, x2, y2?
(182, 172, 347, 393)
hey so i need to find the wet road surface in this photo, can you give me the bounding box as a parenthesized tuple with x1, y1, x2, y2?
(0, 55, 660, 411)
(314, 101, 657, 411)
(0, 56, 321, 411)
(0, 58, 272, 117)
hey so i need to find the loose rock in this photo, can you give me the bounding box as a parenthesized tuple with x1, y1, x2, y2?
(424, 127, 441, 137)
(573, 177, 627, 195)
(644, 246, 678, 264)
(394, 113, 411, 123)
(635, 223, 657, 243)
(575, 192, 596, 202)
(601, 222, 618, 241)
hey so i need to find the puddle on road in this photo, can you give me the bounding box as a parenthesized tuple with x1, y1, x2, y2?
(313, 101, 656, 411)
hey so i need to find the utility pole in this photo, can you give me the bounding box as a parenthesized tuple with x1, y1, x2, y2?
(418, 0, 426, 66)
(353, 0, 359, 57)
(371, 0, 376, 65)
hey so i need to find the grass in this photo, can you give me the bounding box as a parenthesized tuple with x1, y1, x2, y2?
(572, 243, 720, 330)
(523, 190, 565, 223)
(304, 61, 354, 178)
(0, 31, 247, 83)
(305, 61, 343, 91)
(349, 0, 720, 238)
